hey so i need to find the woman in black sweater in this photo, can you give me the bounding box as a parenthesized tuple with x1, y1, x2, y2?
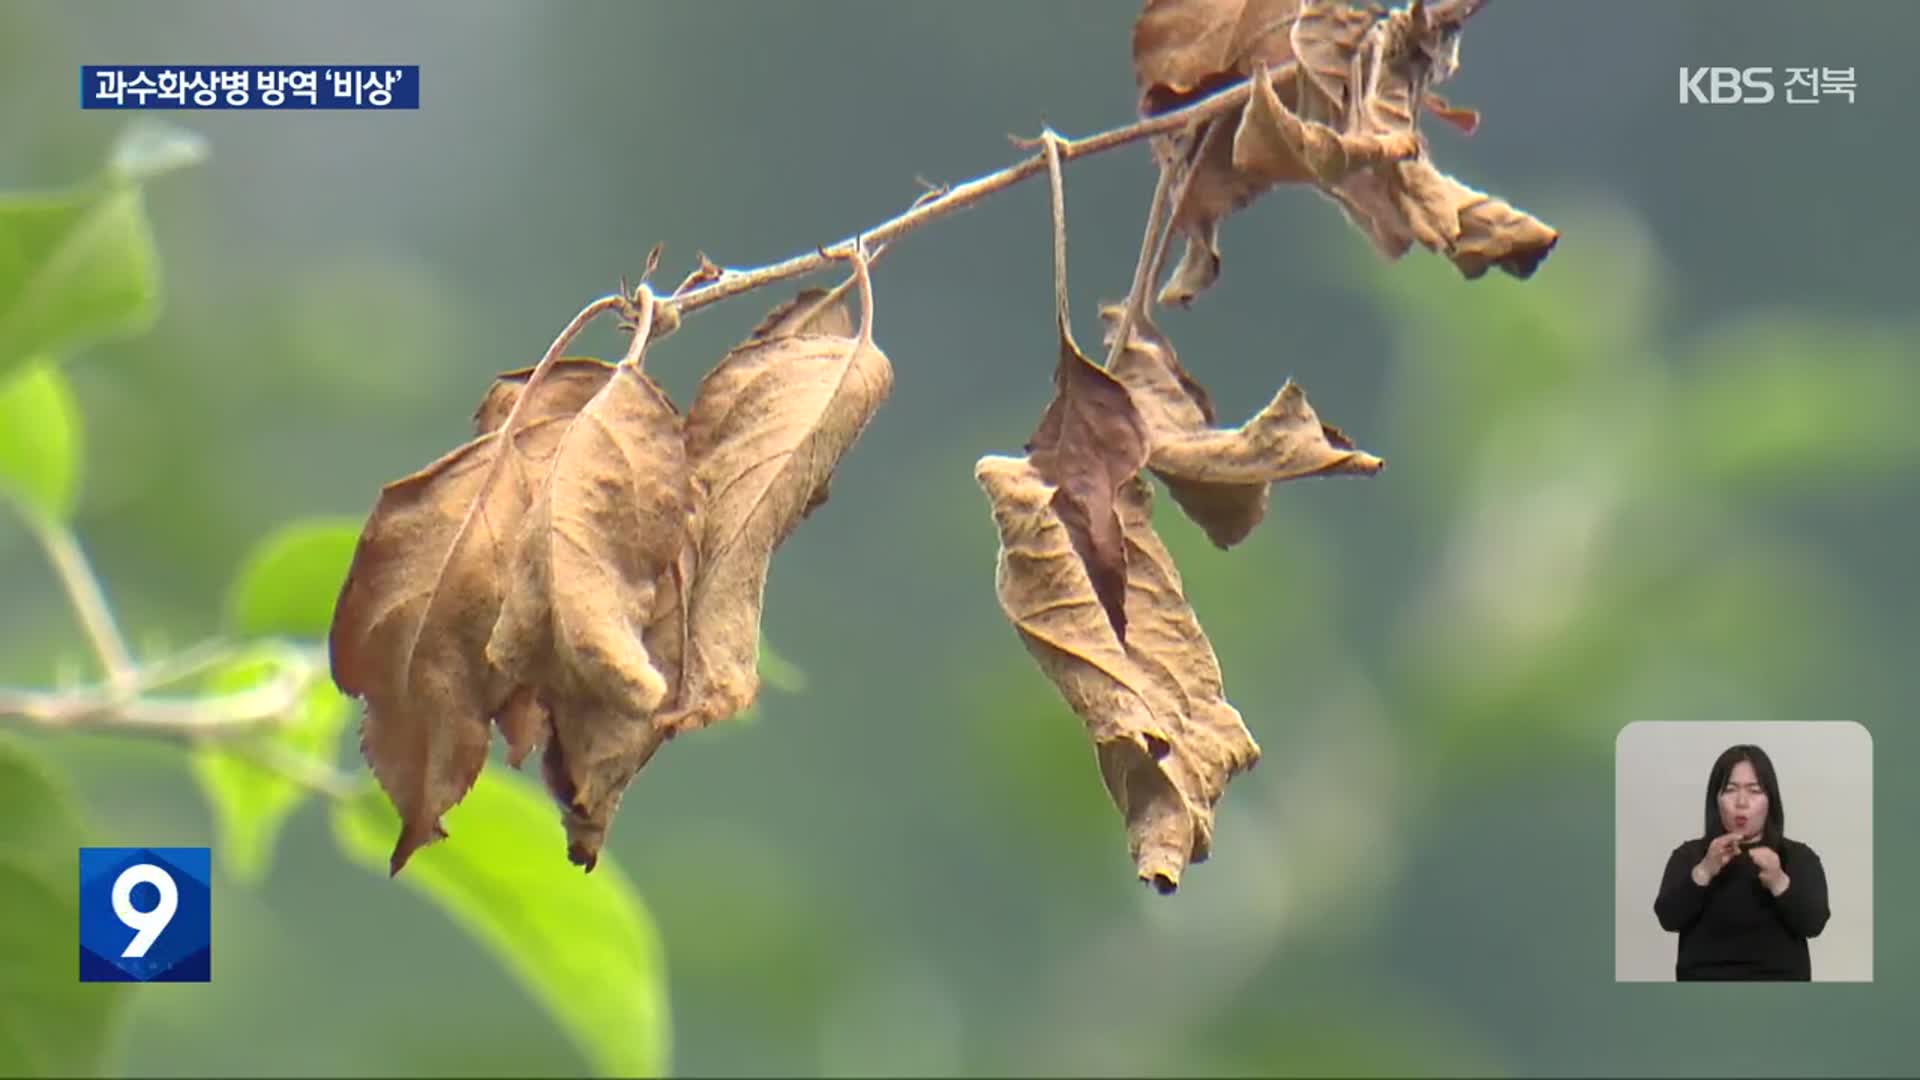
(1653, 743, 1831, 980)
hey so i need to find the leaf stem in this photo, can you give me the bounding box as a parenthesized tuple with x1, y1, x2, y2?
(1100, 154, 1179, 372)
(617, 287, 658, 370)
(502, 296, 628, 445)
(1040, 130, 1072, 336)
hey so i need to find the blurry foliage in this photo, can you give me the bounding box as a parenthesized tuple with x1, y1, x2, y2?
(0, 123, 203, 380)
(1362, 204, 1915, 786)
(0, 737, 124, 1077)
(0, 361, 79, 522)
(223, 518, 363, 639)
(334, 775, 671, 1078)
(0, 131, 672, 1078)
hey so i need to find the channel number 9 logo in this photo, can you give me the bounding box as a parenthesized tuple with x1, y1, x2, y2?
(78, 847, 212, 982)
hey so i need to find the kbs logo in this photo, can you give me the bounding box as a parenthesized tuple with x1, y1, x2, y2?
(1680, 66, 1857, 105)
(1679, 67, 1774, 104)
(78, 847, 212, 982)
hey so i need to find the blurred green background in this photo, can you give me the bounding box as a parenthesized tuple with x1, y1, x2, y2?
(2, 1, 1915, 1076)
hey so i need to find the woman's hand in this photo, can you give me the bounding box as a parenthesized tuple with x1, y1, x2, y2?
(1748, 844, 1790, 896)
(1691, 832, 1743, 886)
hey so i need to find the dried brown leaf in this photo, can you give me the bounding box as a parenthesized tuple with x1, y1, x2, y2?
(1132, 0, 1302, 116)
(1157, 112, 1292, 307)
(1133, 0, 1553, 303)
(330, 365, 614, 873)
(494, 684, 547, 768)
(486, 361, 698, 868)
(471, 357, 622, 436)
(654, 291, 893, 734)
(1135, 344, 1382, 487)
(1233, 60, 1421, 188)
(1102, 308, 1382, 547)
(745, 286, 858, 343)
(976, 454, 1259, 891)
(1026, 321, 1151, 643)
(1377, 157, 1559, 279)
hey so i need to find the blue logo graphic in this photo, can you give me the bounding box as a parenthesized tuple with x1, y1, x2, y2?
(78, 847, 211, 982)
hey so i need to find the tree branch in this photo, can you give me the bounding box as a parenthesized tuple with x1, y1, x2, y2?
(659, 73, 1263, 325)
(0, 643, 320, 737)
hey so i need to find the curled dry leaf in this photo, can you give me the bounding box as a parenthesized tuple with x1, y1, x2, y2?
(1102, 306, 1384, 548)
(1025, 322, 1151, 643)
(1347, 157, 1559, 280)
(745, 286, 856, 343)
(486, 361, 698, 868)
(1132, 0, 1304, 117)
(330, 363, 615, 874)
(1232, 60, 1420, 189)
(1131, 0, 1555, 304)
(976, 454, 1259, 892)
(654, 289, 893, 734)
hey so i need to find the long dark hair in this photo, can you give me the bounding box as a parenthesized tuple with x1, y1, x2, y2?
(1702, 744, 1786, 848)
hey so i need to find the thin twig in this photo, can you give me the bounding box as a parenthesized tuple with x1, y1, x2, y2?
(22, 508, 137, 689)
(0, 646, 316, 736)
(661, 73, 1264, 324)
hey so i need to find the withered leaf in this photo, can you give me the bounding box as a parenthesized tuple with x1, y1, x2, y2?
(471, 357, 622, 436)
(1291, 2, 1558, 278)
(329, 364, 614, 874)
(494, 684, 547, 768)
(1149, 380, 1385, 546)
(1133, 0, 1554, 303)
(1362, 157, 1559, 279)
(1232, 60, 1421, 189)
(976, 454, 1260, 891)
(745, 286, 857, 343)
(1157, 113, 1286, 308)
(486, 361, 697, 868)
(1103, 308, 1383, 547)
(1132, 0, 1303, 116)
(1026, 321, 1150, 644)
(654, 291, 893, 734)
(1099, 303, 1218, 427)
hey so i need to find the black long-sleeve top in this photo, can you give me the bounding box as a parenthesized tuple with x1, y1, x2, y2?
(1653, 836, 1830, 980)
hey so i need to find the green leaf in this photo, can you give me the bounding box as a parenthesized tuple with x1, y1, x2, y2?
(332, 771, 670, 1078)
(0, 736, 127, 1076)
(0, 358, 81, 520)
(225, 518, 362, 638)
(0, 177, 160, 378)
(0, 734, 85, 875)
(188, 645, 350, 884)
